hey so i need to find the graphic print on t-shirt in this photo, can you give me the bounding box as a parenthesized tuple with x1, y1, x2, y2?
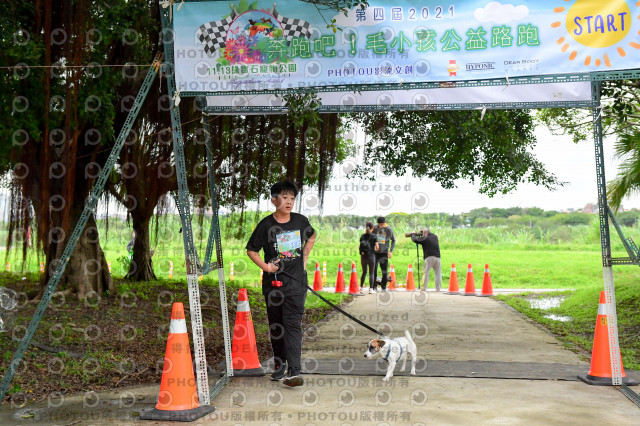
(276, 230, 302, 260)
(376, 232, 386, 244)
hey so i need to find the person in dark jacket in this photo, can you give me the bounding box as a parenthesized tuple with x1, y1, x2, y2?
(359, 221, 378, 294)
(411, 228, 441, 291)
(372, 216, 395, 292)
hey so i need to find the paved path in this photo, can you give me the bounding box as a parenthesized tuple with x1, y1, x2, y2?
(2, 291, 639, 425)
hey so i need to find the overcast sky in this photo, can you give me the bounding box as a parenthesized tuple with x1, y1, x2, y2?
(296, 124, 640, 216)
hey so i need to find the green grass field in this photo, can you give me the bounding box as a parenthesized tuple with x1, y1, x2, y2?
(4, 218, 638, 290)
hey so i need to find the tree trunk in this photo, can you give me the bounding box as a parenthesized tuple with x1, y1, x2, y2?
(39, 213, 114, 300)
(127, 214, 157, 281)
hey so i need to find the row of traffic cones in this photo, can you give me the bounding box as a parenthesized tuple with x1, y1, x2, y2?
(312, 262, 493, 294)
(444, 263, 493, 296)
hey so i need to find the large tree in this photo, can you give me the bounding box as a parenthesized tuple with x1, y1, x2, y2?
(0, 0, 162, 297)
(351, 110, 560, 196)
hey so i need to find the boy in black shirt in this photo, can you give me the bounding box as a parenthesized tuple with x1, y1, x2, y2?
(246, 180, 316, 387)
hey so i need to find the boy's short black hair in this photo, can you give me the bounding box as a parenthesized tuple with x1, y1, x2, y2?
(270, 180, 299, 198)
(377, 216, 385, 224)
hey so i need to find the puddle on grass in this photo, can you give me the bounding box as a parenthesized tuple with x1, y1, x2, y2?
(527, 296, 572, 322)
(543, 314, 572, 322)
(527, 296, 565, 310)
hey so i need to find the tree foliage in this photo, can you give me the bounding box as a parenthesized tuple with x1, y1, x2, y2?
(349, 110, 561, 196)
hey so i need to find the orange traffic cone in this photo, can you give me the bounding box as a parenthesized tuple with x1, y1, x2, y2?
(578, 291, 638, 386)
(140, 303, 215, 421)
(335, 263, 346, 293)
(406, 264, 416, 291)
(478, 264, 494, 297)
(462, 264, 476, 296)
(348, 262, 360, 295)
(313, 262, 323, 291)
(231, 288, 266, 376)
(445, 263, 460, 295)
(388, 264, 397, 290)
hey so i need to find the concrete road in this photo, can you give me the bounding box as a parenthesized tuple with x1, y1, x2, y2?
(2, 291, 639, 425)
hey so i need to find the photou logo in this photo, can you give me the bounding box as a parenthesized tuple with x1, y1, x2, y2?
(305, 60, 322, 78)
(376, 192, 394, 210)
(411, 388, 429, 406)
(302, 390, 319, 407)
(339, 193, 356, 211)
(375, 389, 393, 406)
(411, 192, 429, 211)
(338, 389, 356, 407)
(302, 193, 320, 211)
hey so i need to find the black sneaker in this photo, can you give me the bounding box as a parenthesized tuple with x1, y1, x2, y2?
(270, 363, 287, 381)
(282, 375, 304, 387)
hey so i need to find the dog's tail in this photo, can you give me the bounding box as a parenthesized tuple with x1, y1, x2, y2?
(404, 329, 415, 345)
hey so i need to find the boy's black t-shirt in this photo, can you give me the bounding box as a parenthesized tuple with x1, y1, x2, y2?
(246, 212, 315, 295)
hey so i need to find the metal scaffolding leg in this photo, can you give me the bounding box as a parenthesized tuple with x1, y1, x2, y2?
(591, 81, 623, 386)
(203, 119, 234, 383)
(159, 9, 210, 404)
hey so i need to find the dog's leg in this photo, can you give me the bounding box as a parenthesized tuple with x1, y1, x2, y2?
(401, 354, 407, 372)
(410, 350, 417, 375)
(383, 359, 397, 381)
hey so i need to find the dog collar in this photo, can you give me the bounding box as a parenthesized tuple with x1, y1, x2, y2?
(383, 341, 402, 361)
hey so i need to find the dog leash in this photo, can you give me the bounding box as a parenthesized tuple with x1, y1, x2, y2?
(305, 283, 385, 337)
(269, 260, 384, 337)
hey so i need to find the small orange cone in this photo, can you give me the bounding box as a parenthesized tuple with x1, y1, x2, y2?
(406, 264, 416, 291)
(231, 289, 266, 376)
(388, 264, 397, 290)
(578, 291, 638, 386)
(445, 263, 459, 295)
(335, 263, 346, 293)
(462, 264, 476, 296)
(313, 262, 323, 291)
(140, 303, 215, 421)
(478, 264, 494, 296)
(348, 262, 360, 294)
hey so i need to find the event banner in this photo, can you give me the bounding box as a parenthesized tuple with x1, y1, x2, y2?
(204, 81, 594, 113)
(172, 0, 640, 93)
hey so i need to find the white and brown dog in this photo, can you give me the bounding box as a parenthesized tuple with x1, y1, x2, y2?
(364, 330, 417, 381)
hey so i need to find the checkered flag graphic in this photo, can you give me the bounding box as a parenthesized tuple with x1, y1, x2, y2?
(196, 10, 238, 57)
(272, 4, 311, 40)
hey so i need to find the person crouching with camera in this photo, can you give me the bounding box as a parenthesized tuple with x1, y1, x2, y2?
(408, 228, 441, 291)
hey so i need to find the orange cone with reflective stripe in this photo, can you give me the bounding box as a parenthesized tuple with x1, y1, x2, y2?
(232, 288, 266, 376)
(578, 291, 638, 386)
(313, 262, 323, 291)
(445, 263, 459, 295)
(462, 264, 476, 296)
(478, 264, 493, 297)
(335, 263, 346, 293)
(388, 264, 397, 290)
(348, 262, 360, 294)
(140, 303, 215, 421)
(406, 264, 416, 291)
